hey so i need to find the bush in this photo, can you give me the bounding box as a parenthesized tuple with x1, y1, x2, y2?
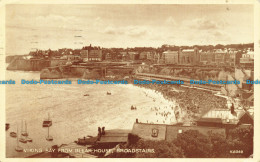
(173, 130, 212, 158)
(228, 126, 253, 157)
(106, 134, 184, 158)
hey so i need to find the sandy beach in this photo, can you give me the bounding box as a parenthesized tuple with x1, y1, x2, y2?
(120, 84, 179, 125)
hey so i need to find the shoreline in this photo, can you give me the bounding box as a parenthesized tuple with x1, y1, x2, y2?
(6, 69, 228, 123)
(119, 83, 179, 124)
(132, 82, 228, 123)
(5, 69, 229, 158)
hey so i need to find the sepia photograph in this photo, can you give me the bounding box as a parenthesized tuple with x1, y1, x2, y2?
(1, 1, 258, 159)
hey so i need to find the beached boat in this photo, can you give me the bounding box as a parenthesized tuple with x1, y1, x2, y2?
(43, 113, 52, 127)
(10, 132, 17, 138)
(84, 94, 90, 96)
(76, 136, 97, 145)
(6, 123, 10, 131)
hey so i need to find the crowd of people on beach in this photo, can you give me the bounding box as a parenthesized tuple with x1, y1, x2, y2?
(172, 88, 227, 114)
(135, 83, 228, 123)
(150, 106, 175, 124)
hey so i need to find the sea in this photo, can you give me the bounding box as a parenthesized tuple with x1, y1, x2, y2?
(5, 70, 176, 158)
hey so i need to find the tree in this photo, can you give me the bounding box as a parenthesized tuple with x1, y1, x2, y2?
(228, 125, 253, 157)
(127, 133, 140, 146)
(106, 135, 184, 158)
(173, 130, 212, 158)
(134, 140, 184, 158)
(215, 44, 224, 49)
(208, 133, 233, 157)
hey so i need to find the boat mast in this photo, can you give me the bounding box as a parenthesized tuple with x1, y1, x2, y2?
(16, 124, 19, 147)
(25, 121, 27, 133)
(47, 126, 49, 138)
(21, 120, 23, 134)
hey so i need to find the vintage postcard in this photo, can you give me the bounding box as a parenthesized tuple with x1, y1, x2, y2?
(0, 0, 259, 161)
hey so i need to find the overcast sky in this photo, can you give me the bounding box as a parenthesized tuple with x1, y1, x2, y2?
(6, 4, 254, 55)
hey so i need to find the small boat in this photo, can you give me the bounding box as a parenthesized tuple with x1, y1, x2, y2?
(10, 132, 17, 138)
(27, 137, 33, 142)
(6, 123, 10, 131)
(76, 137, 90, 145)
(21, 120, 29, 137)
(19, 137, 27, 143)
(107, 91, 111, 95)
(76, 136, 96, 145)
(21, 120, 33, 142)
(15, 124, 23, 152)
(43, 120, 52, 127)
(131, 105, 137, 110)
(43, 113, 52, 127)
(46, 135, 53, 141)
(46, 125, 53, 141)
(15, 146, 23, 152)
(84, 94, 90, 96)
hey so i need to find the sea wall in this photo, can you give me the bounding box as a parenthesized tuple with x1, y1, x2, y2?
(7, 59, 50, 71)
(82, 69, 102, 79)
(70, 66, 86, 76)
(50, 59, 67, 67)
(6, 55, 24, 63)
(40, 66, 102, 79)
(40, 68, 63, 79)
(136, 65, 252, 97)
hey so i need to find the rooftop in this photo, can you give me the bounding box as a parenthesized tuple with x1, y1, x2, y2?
(202, 109, 244, 120)
(132, 122, 226, 142)
(163, 51, 178, 54)
(200, 108, 254, 125)
(214, 49, 227, 53)
(97, 129, 130, 144)
(132, 123, 167, 141)
(166, 125, 226, 141)
(197, 118, 223, 123)
(182, 49, 195, 52)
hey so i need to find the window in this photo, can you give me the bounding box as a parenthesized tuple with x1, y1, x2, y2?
(151, 128, 159, 137)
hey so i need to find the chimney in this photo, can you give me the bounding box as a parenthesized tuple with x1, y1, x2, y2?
(101, 127, 105, 135)
(231, 103, 235, 114)
(97, 127, 101, 141)
(98, 127, 101, 134)
(136, 118, 138, 123)
(51, 145, 59, 158)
